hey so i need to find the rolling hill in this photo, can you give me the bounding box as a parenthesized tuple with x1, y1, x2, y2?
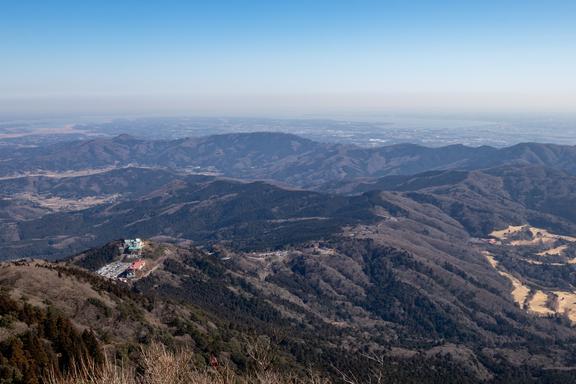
(4, 132, 576, 382)
(3, 132, 576, 189)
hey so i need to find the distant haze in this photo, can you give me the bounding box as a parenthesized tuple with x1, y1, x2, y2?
(1, 1, 575, 116)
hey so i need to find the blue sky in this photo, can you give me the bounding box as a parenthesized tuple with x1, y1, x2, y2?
(1, 0, 575, 116)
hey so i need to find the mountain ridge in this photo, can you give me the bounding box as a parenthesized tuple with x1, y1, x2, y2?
(4, 132, 576, 189)
(4, 131, 576, 382)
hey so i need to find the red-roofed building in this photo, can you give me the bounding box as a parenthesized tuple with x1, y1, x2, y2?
(130, 259, 146, 271)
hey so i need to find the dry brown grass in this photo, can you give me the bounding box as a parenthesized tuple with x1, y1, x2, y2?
(45, 342, 331, 384)
(482, 252, 530, 307)
(527, 290, 555, 316)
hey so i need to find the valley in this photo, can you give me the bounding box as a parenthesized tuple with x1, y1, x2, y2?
(3, 132, 576, 382)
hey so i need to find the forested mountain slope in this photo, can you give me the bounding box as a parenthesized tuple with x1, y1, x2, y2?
(4, 236, 576, 383)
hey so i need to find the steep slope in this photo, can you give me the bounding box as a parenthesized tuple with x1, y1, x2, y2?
(5, 197, 576, 382)
(1, 243, 485, 384)
(0, 286, 104, 384)
(57, 192, 576, 380)
(61, 236, 576, 381)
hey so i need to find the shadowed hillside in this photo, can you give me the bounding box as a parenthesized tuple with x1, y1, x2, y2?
(2, 176, 384, 259)
(333, 165, 576, 237)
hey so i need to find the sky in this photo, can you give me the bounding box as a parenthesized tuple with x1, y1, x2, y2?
(1, 0, 576, 117)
